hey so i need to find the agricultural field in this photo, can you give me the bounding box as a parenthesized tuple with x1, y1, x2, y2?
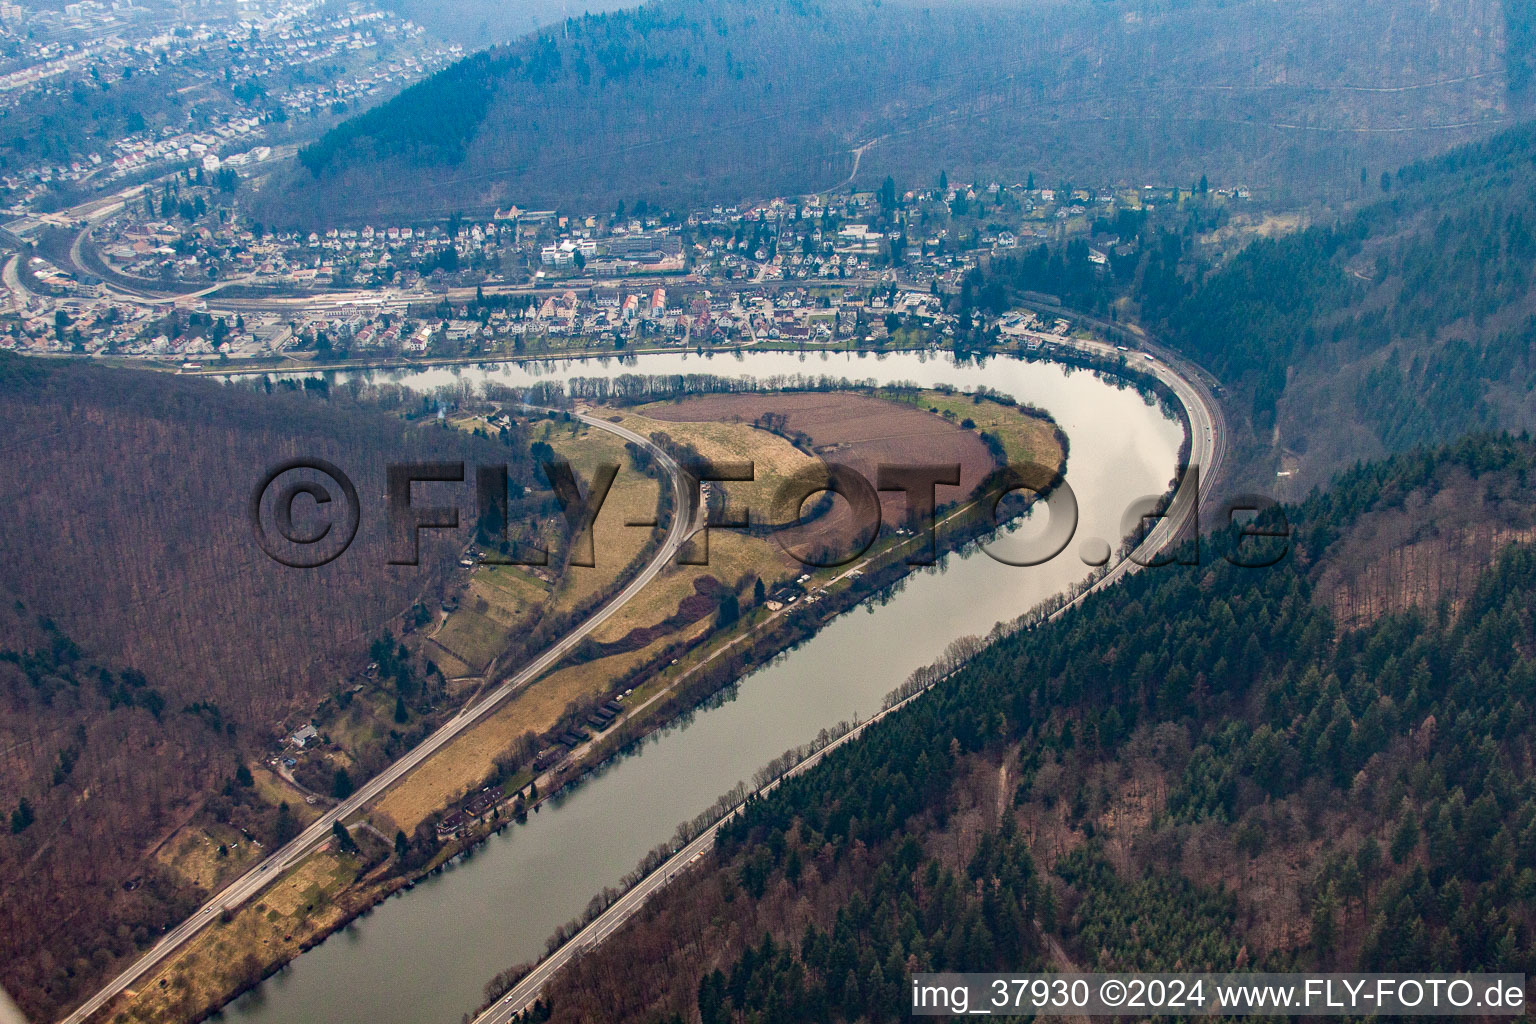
(644, 389, 1036, 556)
(587, 405, 813, 641)
(645, 389, 1004, 507)
(369, 390, 1061, 835)
(374, 635, 674, 832)
(902, 389, 1063, 466)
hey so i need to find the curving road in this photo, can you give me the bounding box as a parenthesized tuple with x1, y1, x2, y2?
(1, 254, 25, 314)
(58, 412, 697, 1024)
(1041, 331, 1226, 618)
(470, 329, 1228, 1024)
(59, 332, 1223, 1024)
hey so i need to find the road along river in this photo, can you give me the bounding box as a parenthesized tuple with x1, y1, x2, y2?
(222, 348, 1193, 1024)
(57, 415, 697, 1024)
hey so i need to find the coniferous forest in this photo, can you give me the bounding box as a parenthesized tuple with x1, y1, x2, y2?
(952, 119, 1536, 499)
(525, 432, 1536, 1022)
(496, 60, 1536, 1020)
(1156, 124, 1536, 493)
(19, 2, 1536, 1021)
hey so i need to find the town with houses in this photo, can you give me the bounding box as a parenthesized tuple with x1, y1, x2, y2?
(0, 0, 458, 208)
(5, 176, 1253, 365)
(0, 0, 1256, 368)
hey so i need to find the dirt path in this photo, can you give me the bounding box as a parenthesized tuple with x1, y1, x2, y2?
(822, 137, 879, 194)
(1037, 929, 1092, 1024)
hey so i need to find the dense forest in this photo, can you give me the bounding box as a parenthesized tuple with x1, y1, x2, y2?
(257, 0, 1525, 225)
(1149, 120, 1536, 495)
(948, 114, 1536, 499)
(377, 0, 633, 49)
(517, 431, 1536, 1022)
(0, 357, 536, 1019)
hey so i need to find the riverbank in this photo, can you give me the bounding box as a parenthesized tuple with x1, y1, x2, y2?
(83, 344, 1197, 1024)
(88, 381, 1063, 1024)
(154, 330, 1104, 382)
(469, 345, 1216, 1023)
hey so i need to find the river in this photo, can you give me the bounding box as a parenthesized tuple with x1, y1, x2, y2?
(225, 348, 1184, 1024)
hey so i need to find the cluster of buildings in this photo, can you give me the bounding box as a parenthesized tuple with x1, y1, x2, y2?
(0, 2, 1256, 366)
(1, 257, 272, 359)
(0, 29, 125, 97)
(682, 180, 1250, 282)
(93, 212, 526, 288)
(0, 0, 1265, 372)
(3, 166, 1254, 362)
(112, 130, 274, 179)
(2, 273, 988, 363)
(435, 785, 507, 839)
(540, 232, 684, 275)
(0, 0, 457, 205)
(66, 170, 1230, 294)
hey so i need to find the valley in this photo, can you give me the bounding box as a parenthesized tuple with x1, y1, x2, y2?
(6, 2, 1536, 1022)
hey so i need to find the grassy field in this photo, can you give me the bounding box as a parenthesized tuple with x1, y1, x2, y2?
(644, 388, 1009, 558)
(114, 851, 363, 1024)
(251, 767, 321, 826)
(589, 529, 790, 646)
(616, 404, 814, 519)
(156, 823, 264, 894)
(374, 393, 1059, 833)
(322, 689, 411, 758)
(370, 411, 810, 831)
(541, 419, 663, 614)
(365, 414, 671, 829)
(424, 417, 660, 675)
(425, 646, 473, 680)
(374, 638, 669, 832)
(902, 389, 1062, 466)
(429, 604, 511, 672)
(589, 407, 811, 640)
(372, 391, 1063, 837)
(475, 563, 550, 610)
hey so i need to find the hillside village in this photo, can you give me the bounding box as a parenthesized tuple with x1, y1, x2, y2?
(0, 0, 458, 208)
(0, 0, 1263, 369)
(5, 173, 1251, 364)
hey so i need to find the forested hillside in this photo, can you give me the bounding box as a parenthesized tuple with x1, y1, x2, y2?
(377, 0, 632, 49)
(0, 357, 534, 1018)
(516, 433, 1536, 1022)
(1136, 121, 1536, 496)
(257, 0, 1524, 226)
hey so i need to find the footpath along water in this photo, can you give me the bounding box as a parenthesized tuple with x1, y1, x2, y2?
(228, 350, 1184, 1024)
